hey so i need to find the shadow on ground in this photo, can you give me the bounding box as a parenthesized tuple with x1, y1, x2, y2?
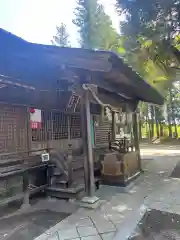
(0, 194, 76, 240)
(129, 209, 180, 239)
(0, 209, 68, 240)
(170, 161, 180, 179)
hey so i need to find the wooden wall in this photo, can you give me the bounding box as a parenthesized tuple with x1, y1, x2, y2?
(0, 104, 28, 154)
(94, 116, 112, 147)
(0, 104, 112, 155)
(31, 110, 82, 152)
(31, 139, 82, 153)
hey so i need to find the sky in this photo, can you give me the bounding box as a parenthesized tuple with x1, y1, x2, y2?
(0, 0, 120, 46)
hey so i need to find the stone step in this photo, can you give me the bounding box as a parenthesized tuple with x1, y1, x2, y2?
(55, 180, 69, 188)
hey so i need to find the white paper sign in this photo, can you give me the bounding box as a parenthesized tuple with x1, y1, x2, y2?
(30, 109, 42, 129)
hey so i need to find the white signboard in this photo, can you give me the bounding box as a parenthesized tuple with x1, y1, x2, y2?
(30, 108, 42, 129)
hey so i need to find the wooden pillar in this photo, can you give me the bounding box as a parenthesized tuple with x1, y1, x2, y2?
(111, 110, 116, 141)
(80, 91, 95, 197)
(67, 115, 73, 186)
(51, 111, 54, 141)
(85, 90, 95, 196)
(132, 111, 142, 171)
(22, 170, 30, 208)
(21, 107, 31, 209)
(26, 107, 32, 154)
(80, 96, 90, 195)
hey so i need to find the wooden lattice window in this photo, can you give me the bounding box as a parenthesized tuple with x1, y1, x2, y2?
(52, 112, 68, 140)
(94, 115, 112, 146)
(31, 111, 82, 141)
(70, 115, 81, 139)
(0, 104, 28, 153)
(31, 111, 52, 141)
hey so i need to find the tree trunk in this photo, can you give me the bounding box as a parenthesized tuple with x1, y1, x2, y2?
(174, 123, 178, 138)
(154, 106, 160, 138)
(138, 118, 142, 141)
(159, 123, 164, 137)
(168, 88, 177, 138)
(167, 114, 172, 138)
(148, 117, 152, 140)
(144, 115, 148, 139)
(150, 105, 154, 139)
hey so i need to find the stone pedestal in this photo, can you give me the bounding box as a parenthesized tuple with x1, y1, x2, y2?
(77, 196, 102, 209)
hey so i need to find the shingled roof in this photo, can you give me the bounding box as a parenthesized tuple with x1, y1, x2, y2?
(0, 28, 164, 105)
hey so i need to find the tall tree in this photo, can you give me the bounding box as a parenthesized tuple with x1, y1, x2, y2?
(73, 0, 121, 50)
(52, 23, 70, 47)
(73, 0, 101, 49)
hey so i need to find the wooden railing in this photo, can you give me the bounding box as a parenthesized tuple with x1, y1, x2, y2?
(0, 149, 50, 207)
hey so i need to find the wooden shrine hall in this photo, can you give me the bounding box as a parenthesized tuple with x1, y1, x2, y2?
(0, 28, 163, 205)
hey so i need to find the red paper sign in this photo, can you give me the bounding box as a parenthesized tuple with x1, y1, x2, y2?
(30, 121, 42, 129)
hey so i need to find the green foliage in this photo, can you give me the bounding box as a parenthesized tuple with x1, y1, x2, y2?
(73, 0, 122, 51)
(116, 0, 180, 96)
(116, 0, 180, 41)
(52, 23, 70, 47)
(167, 83, 180, 120)
(73, 0, 100, 48)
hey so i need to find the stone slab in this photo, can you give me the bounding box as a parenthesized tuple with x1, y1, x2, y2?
(58, 227, 79, 240)
(75, 217, 93, 227)
(45, 233, 59, 240)
(81, 196, 100, 204)
(81, 235, 101, 240)
(95, 222, 116, 234)
(101, 232, 116, 240)
(77, 226, 98, 237)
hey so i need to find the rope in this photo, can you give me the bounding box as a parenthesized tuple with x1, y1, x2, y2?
(82, 84, 114, 110)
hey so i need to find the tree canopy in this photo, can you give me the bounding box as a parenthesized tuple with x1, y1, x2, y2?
(116, 0, 180, 41)
(73, 0, 121, 51)
(115, 0, 180, 95)
(115, 0, 180, 139)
